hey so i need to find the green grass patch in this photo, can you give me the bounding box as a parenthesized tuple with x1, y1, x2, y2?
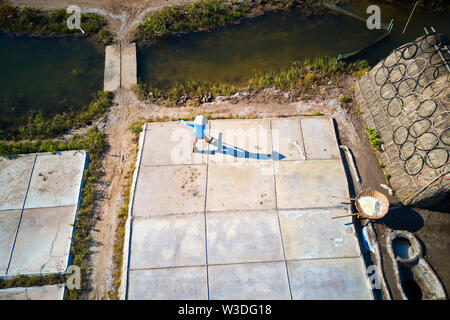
(368, 127, 382, 151)
(134, 0, 315, 44)
(1, 91, 113, 141)
(135, 57, 370, 106)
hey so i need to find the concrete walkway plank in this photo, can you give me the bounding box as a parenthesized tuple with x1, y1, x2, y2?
(104, 44, 121, 92)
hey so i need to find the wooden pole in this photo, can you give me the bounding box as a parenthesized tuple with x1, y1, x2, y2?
(402, 1, 419, 35)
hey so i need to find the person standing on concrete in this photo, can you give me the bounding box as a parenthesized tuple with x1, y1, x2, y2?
(181, 115, 214, 152)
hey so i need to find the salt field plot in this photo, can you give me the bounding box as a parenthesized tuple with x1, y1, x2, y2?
(122, 117, 373, 300)
(0, 151, 87, 277)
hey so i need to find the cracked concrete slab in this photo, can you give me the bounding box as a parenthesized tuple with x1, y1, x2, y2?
(207, 211, 283, 265)
(127, 266, 208, 300)
(130, 214, 206, 270)
(279, 208, 360, 260)
(274, 160, 349, 209)
(0, 285, 65, 300)
(0, 210, 21, 276)
(270, 118, 305, 161)
(288, 258, 372, 300)
(206, 162, 275, 212)
(209, 119, 272, 163)
(300, 117, 341, 160)
(208, 262, 290, 300)
(0, 154, 35, 211)
(132, 165, 207, 218)
(24, 151, 86, 209)
(7, 206, 77, 276)
(141, 122, 209, 166)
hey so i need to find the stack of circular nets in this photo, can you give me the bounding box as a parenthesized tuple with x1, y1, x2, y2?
(371, 32, 449, 189)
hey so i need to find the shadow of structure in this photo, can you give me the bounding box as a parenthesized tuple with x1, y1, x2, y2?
(194, 132, 286, 160)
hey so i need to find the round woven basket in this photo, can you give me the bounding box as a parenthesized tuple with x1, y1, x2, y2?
(354, 190, 390, 219)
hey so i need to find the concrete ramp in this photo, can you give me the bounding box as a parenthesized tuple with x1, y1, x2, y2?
(104, 44, 121, 92)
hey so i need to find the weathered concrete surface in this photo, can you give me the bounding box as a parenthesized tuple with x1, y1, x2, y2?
(300, 117, 341, 160)
(206, 162, 275, 212)
(124, 118, 373, 300)
(0, 155, 35, 211)
(141, 122, 209, 166)
(274, 160, 349, 209)
(25, 151, 86, 209)
(121, 43, 137, 89)
(207, 211, 283, 265)
(128, 267, 208, 300)
(279, 208, 360, 260)
(7, 206, 77, 276)
(0, 210, 21, 276)
(209, 119, 273, 163)
(271, 118, 305, 161)
(288, 258, 372, 300)
(133, 165, 207, 218)
(209, 262, 290, 300)
(104, 44, 121, 92)
(0, 285, 65, 300)
(129, 214, 205, 270)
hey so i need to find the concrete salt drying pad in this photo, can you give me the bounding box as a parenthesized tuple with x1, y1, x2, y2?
(0, 150, 87, 278)
(122, 117, 374, 300)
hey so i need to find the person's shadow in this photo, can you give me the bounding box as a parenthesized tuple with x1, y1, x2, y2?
(195, 132, 286, 160)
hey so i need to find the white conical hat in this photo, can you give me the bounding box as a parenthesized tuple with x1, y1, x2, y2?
(194, 115, 208, 125)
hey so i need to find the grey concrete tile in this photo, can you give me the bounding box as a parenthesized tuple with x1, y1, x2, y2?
(209, 119, 272, 163)
(24, 151, 86, 209)
(141, 122, 209, 166)
(0, 210, 21, 276)
(274, 160, 349, 209)
(209, 262, 291, 300)
(279, 209, 360, 260)
(129, 214, 206, 269)
(132, 165, 207, 218)
(270, 118, 305, 161)
(128, 266, 208, 300)
(0, 155, 35, 211)
(7, 206, 76, 276)
(300, 117, 341, 160)
(0, 285, 65, 300)
(287, 258, 372, 300)
(206, 162, 276, 212)
(207, 211, 283, 265)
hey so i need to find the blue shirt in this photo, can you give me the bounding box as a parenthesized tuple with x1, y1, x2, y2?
(181, 120, 205, 138)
